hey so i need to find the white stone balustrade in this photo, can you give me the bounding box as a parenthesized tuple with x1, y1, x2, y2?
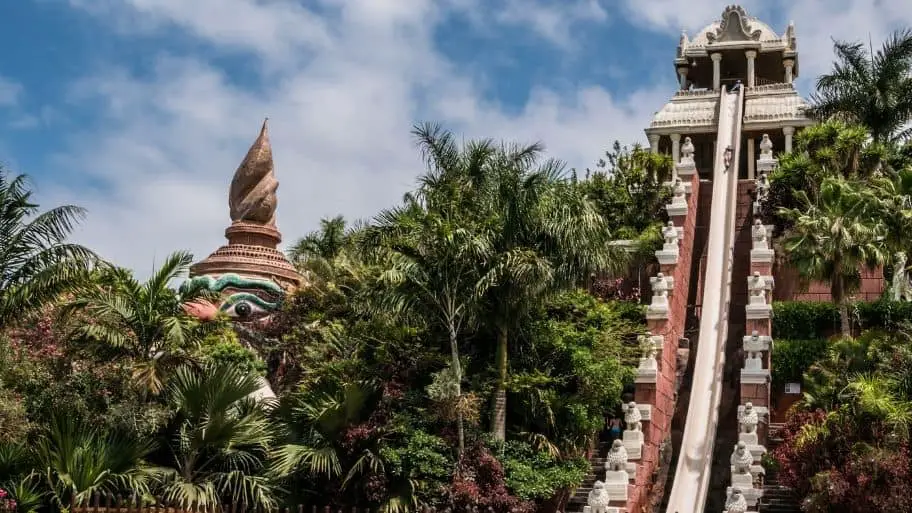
(585, 481, 621, 511)
(738, 402, 768, 461)
(756, 134, 778, 174)
(655, 221, 684, 265)
(730, 441, 765, 492)
(635, 347, 659, 384)
(741, 330, 772, 385)
(666, 178, 689, 217)
(676, 136, 696, 176)
(646, 273, 675, 319)
(745, 272, 774, 319)
(602, 439, 633, 502)
(621, 401, 647, 460)
(737, 403, 769, 462)
(724, 488, 750, 513)
(750, 219, 775, 264)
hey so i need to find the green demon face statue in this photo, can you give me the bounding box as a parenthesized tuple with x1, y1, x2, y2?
(180, 273, 286, 321)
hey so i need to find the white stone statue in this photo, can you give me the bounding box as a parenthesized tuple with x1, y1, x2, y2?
(730, 441, 753, 474)
(673, 178, 686, 199)
(652, 273, 670, 301)
(725, 489, 748, 513)
(662, 221, 679, 247)
(624, 401, 642, 432)
(724, 145, 733, 170)
(749, 272, 767, 304)
(587, 481, 611, 513)
(759, 133, 774, 159)
(745, 351, 763, 371)
(739, 402, 759, 434)
(751, 219, 768, 248)
(680, 137, 695, 165)
(892, 252, 912, 302)
(605, 439, 629, 472)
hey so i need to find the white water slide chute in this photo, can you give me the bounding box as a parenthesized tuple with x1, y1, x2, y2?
(663, 85, 744, 513)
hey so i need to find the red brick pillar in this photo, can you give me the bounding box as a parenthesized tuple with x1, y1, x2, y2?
(729, 145, 777, 508)
(622, 147, 700, 512)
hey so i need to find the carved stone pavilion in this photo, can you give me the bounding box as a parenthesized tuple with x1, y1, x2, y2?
(183, 120, 303, 320)
(645, 5, 812, 179)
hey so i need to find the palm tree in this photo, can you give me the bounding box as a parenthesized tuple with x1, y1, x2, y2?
(158, 364, 276, 510)
(0, 169, 97, 328)
(477, 147, 625, 442)
(270, 377, 380, 497)
(810, 29, 912, 142)
(35, 415, 160, 508)
(61, 251, 215, 395)
(780, 178, 887, 336)
(360, 124, 504, 452)
(363, 201, 491, 454)
(288, 216, 352, 270)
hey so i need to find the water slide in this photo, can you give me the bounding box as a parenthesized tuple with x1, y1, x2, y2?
(663, 86, 744, 513)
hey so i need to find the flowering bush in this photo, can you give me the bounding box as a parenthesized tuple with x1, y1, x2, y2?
(0, 488, 17, 512)
(590, 277, 641, 303)
(772, 408, 912, 512)
(448, 444, 533, 513)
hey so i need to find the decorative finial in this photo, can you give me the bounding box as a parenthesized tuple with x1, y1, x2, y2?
(229, 118, 279, 225)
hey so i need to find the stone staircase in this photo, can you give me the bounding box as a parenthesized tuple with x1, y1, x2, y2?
(566, 442, 611, 513)
(759, 423, 801, 513)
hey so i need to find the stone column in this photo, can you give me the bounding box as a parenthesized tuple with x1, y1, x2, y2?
(746, 50, 757, 87)
(747, 137, 756, 179)
(784, 59, 795, 85)
(677, 66, 689, 90)
(670, 133, 681, 165)
(649, 134, 660, 154)
(711, 53, 722, 90)
(783, 126, 795, 153)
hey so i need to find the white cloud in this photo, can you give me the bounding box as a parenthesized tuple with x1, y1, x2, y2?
(38, 0, 912, 278)
(0, 76, 22, 107)
(43, 0, 659, 277)
(492, 0, 609, 47)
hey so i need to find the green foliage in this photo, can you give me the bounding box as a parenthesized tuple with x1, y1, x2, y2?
(197, 328, 266, 376)
(0, 387, 30, 444)
(779, 177, 887, 335)
(762, 120, 892, 232)
(0, 169, 98, 328)
(0, 125, 643, 512)
(773, 302, 842, 339)
(499, 441, 587, 501)
(810, 28, 912, 142)
(773, 300, 912, 339)
(61, 251, 217, 395)
(576, 142, 673, 238)
(379, 429, 453, 504)
(771, 338, 829, 389)
(159, 364, 276, 510)
(35, 415, 160, 507)
(510, 290, 640, 455)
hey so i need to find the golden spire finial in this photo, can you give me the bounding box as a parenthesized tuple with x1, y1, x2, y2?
(229, 118, 278, 225)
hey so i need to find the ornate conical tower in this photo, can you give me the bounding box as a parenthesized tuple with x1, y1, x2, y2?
(184, 119, 302, 320)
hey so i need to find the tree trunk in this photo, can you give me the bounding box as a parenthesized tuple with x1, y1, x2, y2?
(449, 323, 465, 454)
(491, 326, 508, 441)
(832, 261, 851, 337)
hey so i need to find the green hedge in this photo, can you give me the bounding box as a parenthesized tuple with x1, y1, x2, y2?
(770, 338, 829, 389)
(772, 300, 912, 340)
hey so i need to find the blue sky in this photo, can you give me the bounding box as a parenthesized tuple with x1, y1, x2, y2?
(0, 0, 909, 275)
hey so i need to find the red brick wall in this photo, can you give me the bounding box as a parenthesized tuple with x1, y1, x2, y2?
(774, 263, 884, 302)
(625, 171, 701, 512)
